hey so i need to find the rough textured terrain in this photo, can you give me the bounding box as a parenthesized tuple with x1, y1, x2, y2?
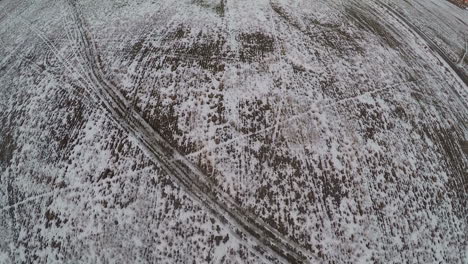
(1, 0, 467, 263)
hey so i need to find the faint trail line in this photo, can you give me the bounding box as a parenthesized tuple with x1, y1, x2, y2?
(324, 81, 407, 107)
(162, 52, 240, 62)
(0, 171, 142, 212)
(180, 126, 278, 161)
(64, 0, 316, 262)
(0, 186, 82, 212)
(62, 14, 103, 93)
(179, 78, 425, 160)
(457, 40, 467, 66)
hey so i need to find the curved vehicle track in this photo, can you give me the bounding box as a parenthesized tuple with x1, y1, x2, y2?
(63, 0, 318, 263)
(376, 0, 468, 111)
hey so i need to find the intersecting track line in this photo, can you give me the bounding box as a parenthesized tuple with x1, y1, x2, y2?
(16, 16, 94, 97)
(62, 0, 319, 263)
(178, 78, 427, 161)
(61, 5, 466, 263)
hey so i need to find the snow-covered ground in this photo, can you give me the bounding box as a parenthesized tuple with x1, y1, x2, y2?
(1, 0, 467, 263)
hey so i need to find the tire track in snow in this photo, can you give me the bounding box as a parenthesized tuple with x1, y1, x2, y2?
(375, 0, 468, 112)
(65, 0, 316, 263)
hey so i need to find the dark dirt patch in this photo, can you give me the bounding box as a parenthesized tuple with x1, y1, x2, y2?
(127, 38, 146, 61)
(355, 101, 387, 140)
(237, 32, 275, 62)
(193, 0, 225, 17)
(0, 129, 16, 172)
(165, 25, 191, 41)
(214, 0, 225, 17)
(48, 91, 87, 160)
(0, 111, 18, 172)
(44, 209, 67, 228)
(446, 0, 468, 9)
(97, 169, 114, 181)
(162, 31, 229, 73)
(238, 98, 273, 134)
(142, 94, 198, 156)
(345, 6, 401, 49)
(429, 126, 468, 218)
(270, 2, 304, 31)
(185, 40, 227, 72)
(461, 140, 468, 155)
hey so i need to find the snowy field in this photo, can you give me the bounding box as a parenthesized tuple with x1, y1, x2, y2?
(1, 0, 467, 263)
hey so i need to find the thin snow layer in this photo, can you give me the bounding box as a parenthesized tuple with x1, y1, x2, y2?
(392, 0, 468, 71)
(0, 0, 467, 263)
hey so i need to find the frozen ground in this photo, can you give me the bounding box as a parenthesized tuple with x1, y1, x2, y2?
(0, 0, 467, 263)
